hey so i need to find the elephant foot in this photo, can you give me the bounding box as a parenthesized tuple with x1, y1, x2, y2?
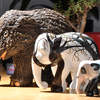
(51, 85, 63, 92)
(93, 88, 99, 96)
(10, 81, 20, 87)
(86, 91, 94, 97)
(85, 87, 99, 96)
(10, 79, 33, 87)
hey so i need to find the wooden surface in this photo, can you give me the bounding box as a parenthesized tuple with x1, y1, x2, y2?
(0, 66, 100, 100)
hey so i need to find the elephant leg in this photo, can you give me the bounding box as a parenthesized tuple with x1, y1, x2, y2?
(42, 66, 54, 85)
(86, 84, 99, 96)
(93, 86, 99, 95)
(51, 59, 64, 92)
(10, 45, 33, 87)
(85, 85, 99, 96)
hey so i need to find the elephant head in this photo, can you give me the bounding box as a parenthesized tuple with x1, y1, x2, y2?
(75, 60, 100, 95)
(31, 33, 53, 88)
(0, 16, 41, 60)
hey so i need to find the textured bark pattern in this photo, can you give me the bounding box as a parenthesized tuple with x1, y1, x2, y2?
(0, 8, 72, 86)
(0, 8, 71, 34)
(11, 44, 34, 86)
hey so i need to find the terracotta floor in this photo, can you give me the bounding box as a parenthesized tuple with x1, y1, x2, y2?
(0, 66, 100, 100)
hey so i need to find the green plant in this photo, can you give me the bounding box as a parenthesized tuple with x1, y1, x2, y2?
(54, 0, 98, 33)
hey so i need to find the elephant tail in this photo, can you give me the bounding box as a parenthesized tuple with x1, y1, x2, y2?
(31, 57, 48, 89)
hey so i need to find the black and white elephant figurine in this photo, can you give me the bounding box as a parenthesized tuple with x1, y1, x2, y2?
(31, 32, 99, 93)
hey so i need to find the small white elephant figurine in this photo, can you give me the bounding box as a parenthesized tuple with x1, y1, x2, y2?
(73, 60, 100, 96)
(31, 32, 99, 93)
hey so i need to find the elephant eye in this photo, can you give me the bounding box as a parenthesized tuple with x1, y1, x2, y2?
(81, 67, 87, 74)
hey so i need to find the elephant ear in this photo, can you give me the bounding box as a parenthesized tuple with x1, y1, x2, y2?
(53, 37, 62, 49)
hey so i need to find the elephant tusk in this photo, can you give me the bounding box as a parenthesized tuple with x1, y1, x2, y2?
(0, 51, 7, 60)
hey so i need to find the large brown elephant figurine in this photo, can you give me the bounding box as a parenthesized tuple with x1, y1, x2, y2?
(0, 8, 72, 86)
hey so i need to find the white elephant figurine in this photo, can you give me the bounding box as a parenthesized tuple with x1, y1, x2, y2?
(31, 32, 99, 93)
(73, 60, 100, 96)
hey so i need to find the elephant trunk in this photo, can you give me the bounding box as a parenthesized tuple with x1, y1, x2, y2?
(31, 57, 48, 89)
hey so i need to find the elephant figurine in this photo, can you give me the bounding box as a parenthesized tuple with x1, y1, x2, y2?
(74, 60, 100, 96)
(0, 8, 72, 86)
(32, 32, 99, 93)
